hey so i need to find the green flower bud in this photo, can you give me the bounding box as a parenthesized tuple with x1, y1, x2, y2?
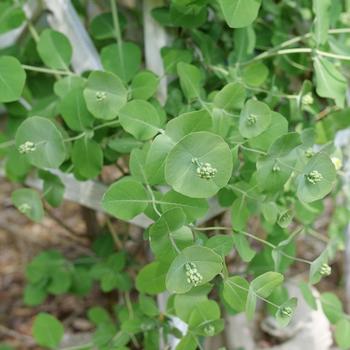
(19, 203, 31, 214)
(306, 170, 323, 184)
(281, 306, 293, 318)
(302, 93, 314, 106)
(96, 91, 107, 101)
(247, 114, 257, 126)
(18, 141, 36, 154)
(320, 263, 331, 277)
(204, 325, 215, 336)
(304, 148, 314, 158)
(272, 163, 280, 172)
(184, 262, 203, 286)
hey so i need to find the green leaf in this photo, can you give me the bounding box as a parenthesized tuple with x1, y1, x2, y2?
(37, 29, 72, 70)
(233, 25, 256, 62)
(165, 109, 212, 142)
(15, 117, 66, 169)
(239, 99, 271, 138)
(101, 42, 141, 82)
(84, 70, 127, 120)
(174, 284, 212, 322)
(165, 131, 233, 198)
(313, 56, 347, 107)
(335, 319, 350, 349)
(242, 62, 269, 87)
(213, 82, 246, 111)
(0, 56, 26, 103)
(54, 76, 86, 98)
(136, 261, 168, 295)
(32, 313, 64, 349)
(160, 190, 209, 222)
(232, 232, 255, 262)
(299, 282, 317, 310)
(175, 333, 197, 350)
(177, 62, 204, 102)
(90, 12, 125, 40)
(231, 197, 249, 230)
(12, 188, 44, 223)
(72, 137, 103, 179)
(222, 276, 249, 312)
(0, 1, 25, 34)
(161, 47, 193, 74)
(275, 298, 297, 328)
(312, 0, 331, 45)
(297, 152, 336, 203)
(119, 100, 161, 140)
(59, 87, 94, 131)
(166, 246, 223, 293)
(218, 0, 262, 28)
(320, 292, 343, 324)
(149, 208, 193, 262)
(101, 178, 149, 220)
(205, 234, 234, 257)
(131, 71, 159, 100)
(145, 134, 174, 184)
(139, 294, 159, 317)
(39, 171, 65, 208)
(246, 272, 284, 319)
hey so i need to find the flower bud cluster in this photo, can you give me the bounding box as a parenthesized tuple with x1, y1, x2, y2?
(302, 93, 314, 106)
(320, 263, 331, 277)
(304, 148, 315, 158)
(247, 114, 257, 126)
(306, 170, 323, 184)
(96, 91, 107, 101)
(18, 141, 36, 154)
(19, 203, 31, 214)
(281, 306, 292, 318)
(196, 162, 217, 180)
(185, 262, 203, 286)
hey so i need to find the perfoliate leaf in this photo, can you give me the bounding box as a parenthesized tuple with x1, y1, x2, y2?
(222, 276, 249, 312)
(275, 298, 297, 328)
(12, 188, 44, 223)
(166, 246, 223, 293)
(84, 70, 127, 120)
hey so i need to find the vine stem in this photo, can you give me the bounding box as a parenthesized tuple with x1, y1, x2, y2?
(64, 133, 86, 143)
(110, 0, 125, 75)
(22, 64, 75, 76)
(193, 226, 312, 265)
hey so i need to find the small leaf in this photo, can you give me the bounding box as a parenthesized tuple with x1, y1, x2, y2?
(213, 82, 246, 111)
(12, 188, 44, 222)
(177, 62, 204, 102)
(59, 87, 94, 131)
(320, 292, 343, 324)
(0, 1, 25, 34)
(136, 261, 168, 295)
(312, 0, 331, 45)
(335, 319, 350, 349)
(102, 178, 149, 220)
(119, 100, 161, 140)
(72, 137, 103, 179)
(314, 56, 347, 107)
(37, 29, 72, 70)
(84, 70, 127, 120)
(232, 232, 255, 262)
(131, 71, 159, 100)
(222, 276, 249, 312)
(299, 282, 318, 310)
(101, 42, 141, 82)
(218, 0, 262, 28)
(205, 234, 234, 257)
(0, 56, 26, 103)
(32, 313, 64, 349)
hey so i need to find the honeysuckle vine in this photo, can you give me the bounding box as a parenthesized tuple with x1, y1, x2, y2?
(1, 0, 350, 349)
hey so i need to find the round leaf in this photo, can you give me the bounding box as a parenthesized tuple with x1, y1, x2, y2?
(119, 100, 161, 140)
(131, 71, 159, 100)
(37, 29, 72, 70)
(0, 56, 26, 103)
(165, 131, 233, 198)
(101, 178, 149, 220)
(15, 117, 66, 169)
(12, 188, 44, 223)
(166, 246, 223, 294)
(84, 71, 127, 120)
